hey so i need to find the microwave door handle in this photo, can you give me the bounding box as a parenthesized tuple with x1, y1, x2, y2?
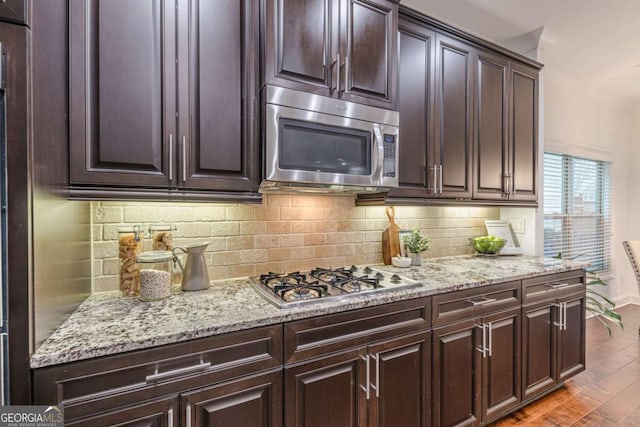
(373, 124, 384, 185)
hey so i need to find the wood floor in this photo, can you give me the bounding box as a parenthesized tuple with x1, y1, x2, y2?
(492, 304, 640, 426)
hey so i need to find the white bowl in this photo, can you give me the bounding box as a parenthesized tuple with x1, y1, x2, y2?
(391, 256, 412, 268)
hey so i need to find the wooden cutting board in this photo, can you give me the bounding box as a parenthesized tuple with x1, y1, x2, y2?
(382, 206, 401, 265)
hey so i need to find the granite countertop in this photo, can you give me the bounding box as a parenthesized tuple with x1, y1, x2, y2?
(30, 255, 588, 368)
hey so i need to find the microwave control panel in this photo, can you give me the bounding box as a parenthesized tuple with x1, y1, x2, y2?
(383, 134, 396, 177)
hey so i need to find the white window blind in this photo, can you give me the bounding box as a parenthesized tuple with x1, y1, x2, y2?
(543, 152, 611, 273)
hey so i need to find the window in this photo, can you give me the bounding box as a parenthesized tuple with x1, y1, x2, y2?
(543, 152, 611, 273)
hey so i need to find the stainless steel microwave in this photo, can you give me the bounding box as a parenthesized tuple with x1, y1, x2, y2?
(261, 85, 399, 194)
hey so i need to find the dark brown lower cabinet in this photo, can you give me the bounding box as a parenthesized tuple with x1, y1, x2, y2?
(432, 307, 521, 427)
(284, 331, 431, 427)
(522, 291, 586, 401)
(182, 370, 282, 427)
(64, 397, 178, 427)
(285, 348, 368, 427)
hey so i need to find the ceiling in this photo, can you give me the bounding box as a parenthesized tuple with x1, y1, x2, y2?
(403, 0, 640, 104)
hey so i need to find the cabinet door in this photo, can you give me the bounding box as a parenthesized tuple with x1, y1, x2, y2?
(482, 307, 521, 423)
(522, 301, 558, 400)
(263, 0, 334, 96)
(434, 34, 473, 199)
(65, 397, 178, 427)
(368, 332, 431, 427)
(0, 0, 28, 25)
(69, 0, 176, 187)
(340, 0, 397, 108)
(177, 0, 260, 191)
(508, 62, 538, 201)
(182, 370, 283, 427)
(285, 348, 368, 427)
(388, 17, 436, 199)
(432, 319, 482, 427)
(472, 50, 508, 201)
(558, 294, 586, 382)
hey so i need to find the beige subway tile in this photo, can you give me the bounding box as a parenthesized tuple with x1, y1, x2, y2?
(347, 255, 366, 265)
(281, 207, 326, 220)
(93, 276, 118, 293)
(347, 231, 366, 243)
(178, 223, 211, 238)
(354, 220, 373, 231)
(314, 221, 338, 233)
(239, 249, 267, 263)
(365, 231, 381, 243)
(337, 221, 355, 232)
(325, 232, 347, 244)
(267, 221, 291, 234)
(92, 260, 102, 276)
(313, 196, 337, 208)
(280, 234, 304, 247)
(364, 206, 385, 220)
(254, 207, 280, 221)
(210, 252, 238, 266)
(93, 204, 123, 223)
(358, 242, 380, 255)
(208, 266, 229, 281)
(254, 235, 280, 249)
(290, 246, 315, 260)
(267, 248, 291, 262)
(265, 194, 291, 207)
(304, 233, 326, 246)
(335, 196, 356, 207)
(102, 224, 120, 241)
(226, 207, 254, 221)
(291, 195, 316, 207)
(335, 245, 355, 256)
(363, 254, 382, 265)
(255, 262, 285, 273)
(211, 221, 240, 236)
(227, 236, 254, 251)
(93, 241, 118, 259)
(103, 258, 120, 276)
(92, 225, 103, 241)
(227, 264, 257, 279)
(205, 238, 227, 252)
(241, 221, 267, 235)
(327, 207, 364, 220)
(314, 245, 339, 258)
(121, 206, 153, 223)
(291, 221, 315, 233)
(324, 256, 348, 267)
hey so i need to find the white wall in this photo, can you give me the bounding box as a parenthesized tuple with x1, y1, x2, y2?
(543, 67, 637, 303)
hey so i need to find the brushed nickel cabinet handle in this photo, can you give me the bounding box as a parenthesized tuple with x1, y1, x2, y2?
(335, 53, 341, 93)
(182, 136, 187, 182)
(360, 354, 370, 400)
(168, 134, 173, 181)
(432, 165, 438, 194)
(167, 408, 173, 427)
(343, 55, 349, 93)
(374, 353, 380, 398)
(185, 404, 191, 427)
(145, 362, 211, 383)
(475, 323, 486, 358)
(487, 322, 493, 357)
(439, 164, 443, 193)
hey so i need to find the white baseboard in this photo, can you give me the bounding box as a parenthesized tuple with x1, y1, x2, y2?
(613, 294, 640, 307)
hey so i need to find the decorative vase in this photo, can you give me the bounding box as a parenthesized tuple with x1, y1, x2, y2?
(409, 252, 423, 266)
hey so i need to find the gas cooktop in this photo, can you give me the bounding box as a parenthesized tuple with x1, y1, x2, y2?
(249, 265, 420, 308)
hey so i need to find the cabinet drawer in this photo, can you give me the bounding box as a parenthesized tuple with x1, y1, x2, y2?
(522, 270, 586, 305)
(432, 281, 521, 327)
(284, 298, 430, 364)
(33, 325, 282, 421)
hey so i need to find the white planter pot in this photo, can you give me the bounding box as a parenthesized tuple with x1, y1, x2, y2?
(409, 252, 423, 266)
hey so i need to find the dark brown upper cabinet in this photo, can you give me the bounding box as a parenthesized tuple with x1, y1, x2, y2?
(264, 0, 398, 109)
(472, 49, 508, 201)
(69, 0, 175, 188)
(388, 17, 435, 199)
(0, 0, 28, 25)
(69, 0, 260, 199)
(433, 33, 474, 199)
(176, 0, 260, 192)
(508, 62, 538, 202)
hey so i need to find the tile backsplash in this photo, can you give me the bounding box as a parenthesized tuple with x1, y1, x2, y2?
(91, 195, 499, 292)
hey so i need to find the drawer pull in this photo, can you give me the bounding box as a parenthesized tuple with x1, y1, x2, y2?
(360, 354, 370, 400)
(467, 296, 497, 306)
(545, 282, 572, 290)
(145, 362, 211, 383)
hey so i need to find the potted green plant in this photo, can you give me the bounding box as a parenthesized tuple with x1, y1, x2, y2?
(553, 253, 623, 335)
(402, 229, 430, 266)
